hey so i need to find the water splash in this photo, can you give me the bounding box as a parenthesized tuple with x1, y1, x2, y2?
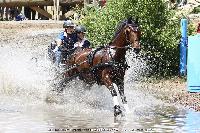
(0, 45, 50, 100)
(125, 50, 150, 84)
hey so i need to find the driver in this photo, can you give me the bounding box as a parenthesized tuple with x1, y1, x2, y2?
(53, 20, 77, 66)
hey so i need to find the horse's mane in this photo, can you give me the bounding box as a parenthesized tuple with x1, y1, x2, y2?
(113, 17, 138, 40)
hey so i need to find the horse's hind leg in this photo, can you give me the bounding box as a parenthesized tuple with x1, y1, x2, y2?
(102, 71, 122, 117)
(116, 82, 130, 113)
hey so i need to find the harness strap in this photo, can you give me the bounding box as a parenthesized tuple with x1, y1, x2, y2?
(87, 46, 105, 66)
(108, 45, 131, 49)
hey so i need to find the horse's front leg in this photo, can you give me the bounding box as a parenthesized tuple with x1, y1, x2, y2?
(102, 71, 122, 117)
(116, 81, 130, 113)
(56, 69, 75, 93)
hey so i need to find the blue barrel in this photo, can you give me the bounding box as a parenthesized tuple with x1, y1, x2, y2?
(187, 34, 200, 92)
(179, 19, 188, 76)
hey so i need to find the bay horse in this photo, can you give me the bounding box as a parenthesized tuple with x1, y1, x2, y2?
(58, 17, 141, 117)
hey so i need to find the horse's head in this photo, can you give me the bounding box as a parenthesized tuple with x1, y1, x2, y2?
(124, 17, 141, 54)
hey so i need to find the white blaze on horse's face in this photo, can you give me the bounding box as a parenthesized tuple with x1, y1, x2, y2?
(125, 25, 141, 50)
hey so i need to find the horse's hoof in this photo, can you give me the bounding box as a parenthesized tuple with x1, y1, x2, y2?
(114, 105, 122, 117)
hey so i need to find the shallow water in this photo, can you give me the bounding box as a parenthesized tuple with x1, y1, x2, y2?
(0, 28, 200, 133)
(1, 89, 200, 133)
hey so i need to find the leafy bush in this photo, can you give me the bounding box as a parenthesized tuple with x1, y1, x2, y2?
(80, 0, 184, 76)
(191, 5, 200, 14)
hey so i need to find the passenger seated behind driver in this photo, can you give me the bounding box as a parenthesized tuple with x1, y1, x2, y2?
(74, 25, 90, 49)
(53, 20, 77, 66)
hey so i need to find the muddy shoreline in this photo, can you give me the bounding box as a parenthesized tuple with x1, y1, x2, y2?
(0, 20, 199, 112)
(139, 78, 200, 111)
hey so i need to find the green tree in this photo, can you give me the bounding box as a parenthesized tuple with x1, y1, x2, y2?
(80, 0, 182, 76)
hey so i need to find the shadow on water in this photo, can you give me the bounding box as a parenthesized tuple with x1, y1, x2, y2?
(0, 30, 200, 133)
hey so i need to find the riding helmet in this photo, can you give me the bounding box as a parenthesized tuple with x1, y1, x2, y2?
(75, 25, 86, 33)
(63, 20, 74, 28)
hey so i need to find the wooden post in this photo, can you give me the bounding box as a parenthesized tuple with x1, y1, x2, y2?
(56, 0, 59, 21)
(53, 0, 56, 20)
(93, 0, 98, 7)
(84, 0, 89, 9)
(30, 6, 52, 19)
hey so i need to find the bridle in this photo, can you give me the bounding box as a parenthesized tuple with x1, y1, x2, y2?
(125, 24, 140, 45)
(109, 23, 140, 49)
